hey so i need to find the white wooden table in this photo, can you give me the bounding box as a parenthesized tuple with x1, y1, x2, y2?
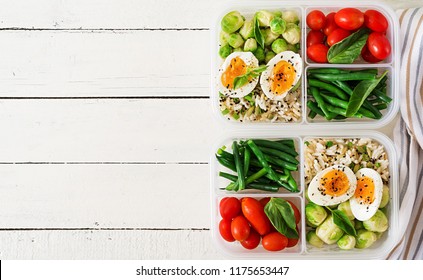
(0, 0, 416, 259)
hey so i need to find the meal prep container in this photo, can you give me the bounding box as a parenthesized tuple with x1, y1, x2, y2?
(210, 1, 399, 129)
(210, 131, 399, 259)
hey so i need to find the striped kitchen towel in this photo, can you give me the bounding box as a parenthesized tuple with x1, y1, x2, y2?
(389, 7, 423, 260)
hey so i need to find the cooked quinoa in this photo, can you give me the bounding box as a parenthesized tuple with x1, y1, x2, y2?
(304, 138, 389, 186)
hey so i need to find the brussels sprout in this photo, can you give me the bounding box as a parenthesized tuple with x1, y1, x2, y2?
(221, 11, 245, 33)
(255, 10, 275, 27)
(282, 10, 300, 24)
(286, 44, 298, 52)
(273, 11, 282, 18)
(375, 232, 384, 239)
(316, 215, 344, 244)
(253, 46, 265, 63)
(271, 38, 288, 54)
(306, 203, 328, 227)
(338, 201, 355, 220)
(244, 38, 257, 52)
(354, 220, 364, 230)
(228, 33, 244, 48)
(265, 50, 276, 64)
(379, 185, 390, 208)
(355, 229, 377, 249)
(307, 230, 324, 248)
(233, 47, 243, 52)
(220, 31, 231, 45)
(219, 44, 232, 59)
(263, 28, 280, 46)
(363, 210, 389, 233)
(337, 235, 356, 250)
(282, 23, 301, 45)
(305, 187, 310, 201)
(270, 17, 287, 35)
(239, 19, 254, 40)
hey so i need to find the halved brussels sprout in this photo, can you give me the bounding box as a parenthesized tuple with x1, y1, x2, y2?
(316, 215, 344, 244)
(239, 19, 254, 40)
(244, 38, 258, 52)
(221, 11, 245, 33)
(228, 33, 244, 48)
(338, 201, 355, 221)
(282, 23, 301, 45)
(219, 44, 232, 59)
(265, 50, 276, 64)
(253, 46, 265, 63)
(307, 230, 324, 248)
(355, 229, 377, 249)
(363, 210, 389, 233)
(282, 10, 300, 24)
(270, 17, 287, 35)
(263, 28, 280, 46)
(271, 38, 288, 54)
(379, 185, 390, 208)
(306, 202, 328, 227)
(337, 235, 356, 250)
(255, 10, 275, 27)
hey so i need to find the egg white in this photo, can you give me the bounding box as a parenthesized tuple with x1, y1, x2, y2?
(217, 52, 259, 98)
(260, 51, 302, 101)
(308, 165, 357, 206)
(350, 168, 383, 221)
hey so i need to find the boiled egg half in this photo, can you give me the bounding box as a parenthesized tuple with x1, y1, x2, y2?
(350, 168, 384, 221)
(308, 165, 357, 206)
(218, 52, 259, 98)
(260, 51, 302, 100)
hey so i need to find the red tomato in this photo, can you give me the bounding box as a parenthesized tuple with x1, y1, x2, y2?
(307, 10, 326, 31)
(334, 8, 364, 30)
(262, 232, 288, 251)
(364, 10, 388, 32)
(307, 30, 325, 47)
(219, 197, 241, 220)
(326, 28, 351, 46)
(231, 216, 250, 242)
(287, 237, 299, 248)
(287, 201, 301, 224)
(241, 229, 261, 250)
(259, 197, 271, 207)
(307, 43, 329, 63)
(219, 219, 235, 242)
(367, 32, 391, 60)
(323, 12, 338, 36)
(241, 197, 271, 236)
(361, 44, 382, 63)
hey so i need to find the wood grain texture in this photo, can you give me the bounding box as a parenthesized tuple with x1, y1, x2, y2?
(0, 229, 220, 259)
(0, 31, 209, 97)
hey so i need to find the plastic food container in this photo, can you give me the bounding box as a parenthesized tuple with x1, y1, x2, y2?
(210, 1, 399, 129)
(210, 131, 399, 259)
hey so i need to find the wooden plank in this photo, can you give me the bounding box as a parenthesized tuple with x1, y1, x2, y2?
(0, 164, 210, 228)
(0, 31, 209, 97)
(0, 99, 219, 162)
(0, 229, 220, 259)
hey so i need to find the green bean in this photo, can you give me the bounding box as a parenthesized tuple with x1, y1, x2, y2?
(246, 140, 281, 185)
(375, 103, 388, 110)
(287, 173, 298, 193)
(309, 87, 337, 120)
(246, 183, 279, 192)
(325, 103, 363, 118)
(276, 139, 295, 148)
(253, 139, 298, 157)
(307, 100, 325, 117)
(308, 68, 350, 74)
(308, 109, 317, 119)
(216, 155, 236, 172)
(217, 149, 234, 161)
(332, 80, 353, 95)
(320, 93, 377, 119)
(243, 146, 251, 175)
(219, 172, 237, 181)
(308, 79, 349, 100)
(232, 141, 245, 191)
(312, 72, 376, 82)
(246, 168, 268, 184)
(371, 88, 392, 103)
(356, 69, 378, 75)
(258, 146, 299, 165)
(265, 154, 298, 171)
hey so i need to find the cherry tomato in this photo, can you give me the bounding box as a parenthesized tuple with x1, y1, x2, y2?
(307, 43, 329, 63)
(287, 201, 301, 224)
(367, 32, 391, 60)
(364, 10, 388, 32)
(259, 197, 271, 207)
(241, 197, 271, 236)
(219, 197, 241, 220)
(307, 10, 326, 31)
(307, 30, 325, 47)
(326, 28, 351, 46)
(241, 229, 261, 250)
(334, 8, 364, 30)
(287, 237, 299, 248)
(323, 12, 338, 36)
(262, 232, 288, 251)
(231, 216, 250, 242)
(219, 219, 235, 242)
(361, 44, 382, 63)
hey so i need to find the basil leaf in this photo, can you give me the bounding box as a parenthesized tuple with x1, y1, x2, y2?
(326, 207, 357, 237)
(232, 65, 268, 89)
(327, 29, 370, 64)
(264, 198, 299, 239)
(254, 16, 265, 49)
(233, 75, 249, 89)
(346, 71, 388, 117)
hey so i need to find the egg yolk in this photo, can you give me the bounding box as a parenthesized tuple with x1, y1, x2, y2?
(221, 57, 247, 89)
(354, 177, 375, 205)
(319, 169, 350, 197)
(270, 60, 295, 94)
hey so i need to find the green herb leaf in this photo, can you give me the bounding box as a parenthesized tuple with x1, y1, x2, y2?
(346, 71, 388, 117)
(327, 28, 370, 64)
(233, 65, 268, 89)
(233, 75, 249, 90)
(254, 16, 265, 49)
(326, 141, 334, 147)
(264, 198, 299, 239)
(326, 207, 357, 237)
